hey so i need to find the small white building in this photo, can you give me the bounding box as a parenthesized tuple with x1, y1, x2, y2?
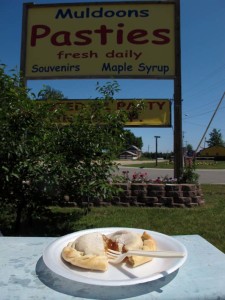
(119, 145, 142, 159)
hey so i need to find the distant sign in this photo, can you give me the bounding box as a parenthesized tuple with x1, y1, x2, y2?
(21, 2, 175, 79)
(43, 99, 171, 127)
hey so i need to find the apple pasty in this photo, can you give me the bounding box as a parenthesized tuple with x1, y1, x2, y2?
(61, 230, 156, 271)
(108, 230, 157, 267)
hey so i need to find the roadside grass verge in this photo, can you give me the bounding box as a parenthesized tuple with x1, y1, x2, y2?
(0, 184, 225, 252)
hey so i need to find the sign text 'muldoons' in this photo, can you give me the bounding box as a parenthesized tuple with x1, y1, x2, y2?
(55, 7, 150, 19)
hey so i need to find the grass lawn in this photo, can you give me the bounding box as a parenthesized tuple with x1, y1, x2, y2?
(123, 160, 225, 169)
(1, 184, 225, 253)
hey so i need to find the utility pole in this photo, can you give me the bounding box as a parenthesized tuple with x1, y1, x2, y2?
(174, 0, 183, 180)
(154, 136, 160, 166)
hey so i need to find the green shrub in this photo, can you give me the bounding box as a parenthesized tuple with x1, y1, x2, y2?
(0, 66, 144, 233)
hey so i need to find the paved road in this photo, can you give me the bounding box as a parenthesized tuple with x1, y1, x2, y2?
(116, 165, 225, 184)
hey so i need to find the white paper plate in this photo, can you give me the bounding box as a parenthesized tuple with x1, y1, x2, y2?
(43, 227, 187, 286)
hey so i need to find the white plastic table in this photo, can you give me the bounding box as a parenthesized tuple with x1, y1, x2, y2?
(0, 235, 225, 299)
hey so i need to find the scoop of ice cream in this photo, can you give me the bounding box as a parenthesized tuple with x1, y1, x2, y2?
(73, 232, 106, 255)
(108, 230, 143, 251)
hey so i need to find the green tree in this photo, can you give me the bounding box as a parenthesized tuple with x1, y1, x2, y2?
(186, 144, 193, 151)
(0, 67, 141, 233)
(207, 128, 225, 147)
(123, 130, 143, 150)
(38, 84, 66, 100)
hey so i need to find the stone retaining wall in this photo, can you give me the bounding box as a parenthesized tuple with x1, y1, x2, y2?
(62, 183, 205, 208)
(110, 183, 205, 208)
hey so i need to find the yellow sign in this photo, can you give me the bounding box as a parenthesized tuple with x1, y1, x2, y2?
(45, 99, 171, 127)
(21, 2, 175, 79)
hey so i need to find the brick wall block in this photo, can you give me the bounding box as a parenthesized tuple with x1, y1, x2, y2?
(153, 203, 163, 207)
(165, 184, 181, 191)
(147, 191, 166, 197)
(192, 196, 204, 204)
(144, 197, 158, 206)
(131, 183, 147, 191)
(147, 184, 165, 191)
(181, 184, 197, 191)
(183, 191, 197, 197)
(160, 197, 174, 205)
(173, 203, 186, 208)
(166, 191, 183, 198)
(131, 190, 147, 197)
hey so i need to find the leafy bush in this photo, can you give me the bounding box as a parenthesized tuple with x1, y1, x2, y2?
(180, 165, 199, 184)
(0, 66, 145, 233)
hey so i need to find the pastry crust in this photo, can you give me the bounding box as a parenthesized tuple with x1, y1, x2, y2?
(127, 231, 157, 267)
(61, 232, 108, 271)
(62, 242, 108, 271)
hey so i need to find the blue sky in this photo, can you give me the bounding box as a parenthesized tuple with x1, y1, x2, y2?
(1, 0, 225, 153)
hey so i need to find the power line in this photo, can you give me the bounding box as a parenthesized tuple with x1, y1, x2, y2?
(183, 97, 225, 118)
(195, 91, 225, 153)
(183, 63, 225, 97)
